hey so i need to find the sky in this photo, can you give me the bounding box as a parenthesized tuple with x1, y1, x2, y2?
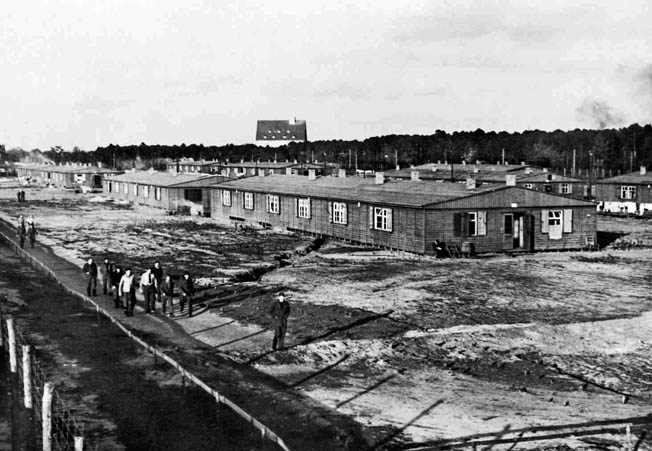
(1, 0, 652, 150)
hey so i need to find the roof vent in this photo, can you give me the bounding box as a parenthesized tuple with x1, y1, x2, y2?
(375, 172, 385, 185)
(411, 170, 420, 182)
(308, 169, 317, 181)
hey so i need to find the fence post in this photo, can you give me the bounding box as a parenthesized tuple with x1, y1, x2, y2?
(22, 345, 32, 408)
(42, 382, 54, 451)
(7, 317, 17, 373)
(74, 436, 84, 451)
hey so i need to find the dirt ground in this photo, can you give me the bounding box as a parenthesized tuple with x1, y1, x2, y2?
(1, 181, 652, 450)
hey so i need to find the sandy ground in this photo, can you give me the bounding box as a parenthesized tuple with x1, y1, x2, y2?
(1, 181, 652, 450)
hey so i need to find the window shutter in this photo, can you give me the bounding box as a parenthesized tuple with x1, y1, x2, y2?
(541, 209, 549, 233)
(328, 202, 333, 223)
(266, 194, 270, 212)
(369, 206, 374, 229)
(558, 184, 563, 194)
(387, 209, 393, 232)
(307, 198, 311, 219)
(617, 185, 623, 198)
(563, 209, 573, 233)
(453, 212, 462, 237)
(632, 187, 637, 200)
(568, 184, 573, 194)
(344, 203, 348, 225)
(294, 198, 298, 217)
(477, 211, 487, 235)
(462, 212, 469, 237)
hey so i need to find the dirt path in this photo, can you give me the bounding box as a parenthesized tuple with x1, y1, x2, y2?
(0, 221, 369, 450)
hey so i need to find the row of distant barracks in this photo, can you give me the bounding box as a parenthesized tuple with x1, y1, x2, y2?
(15, 162, 652, 255)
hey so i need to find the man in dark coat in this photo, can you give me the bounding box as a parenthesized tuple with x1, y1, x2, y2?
(160, 274, 175, 316)
(269, 293, 291, 351)
(17, 222, 26, 248)
(83, 258, 98, 296)
(102, 258, 113, 295)
(151, 261, 164, 304)
(179, 272, 195, 317)
(27, 223, 37, 248)
(111, 265, 123, 308)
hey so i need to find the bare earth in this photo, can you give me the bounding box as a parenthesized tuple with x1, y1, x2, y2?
(1, 181, 651, 450)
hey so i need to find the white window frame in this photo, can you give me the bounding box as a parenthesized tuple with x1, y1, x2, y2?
(559, 183, 572, 194)
(620, 186, 636, 199)
(143, 185, 150, 199)
(154, 187, 161, 200)
(244, 192, 254, 210)
(133, 184, 139, 196)
(468, 212, 478, 236)
(297, 198, 311, 219)
(222, 190, 232, 206)
(333, 202, 347, 224)
(373, 207, 392, 232)
(548, 210, 562, 227)
(266, 194, 280, 214)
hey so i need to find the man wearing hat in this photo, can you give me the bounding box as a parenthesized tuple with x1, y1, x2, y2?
(268, 293, 291, 351)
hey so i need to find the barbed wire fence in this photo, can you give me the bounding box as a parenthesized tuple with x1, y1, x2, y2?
(0, 303, 84, 451)
(0, 221, 291, 451)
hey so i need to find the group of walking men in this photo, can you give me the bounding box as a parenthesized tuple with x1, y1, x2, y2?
(83, 258, 195, 318)
(16, 215, 37, 249)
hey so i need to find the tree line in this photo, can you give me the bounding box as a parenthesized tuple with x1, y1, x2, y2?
(2, 123, 652, 177)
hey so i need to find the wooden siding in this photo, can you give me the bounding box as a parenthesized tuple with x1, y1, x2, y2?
(593, 182, 652, 204)
(212, 188, 426, 253)
(425, 206, 596, 254)
(102, 181, 188, 210)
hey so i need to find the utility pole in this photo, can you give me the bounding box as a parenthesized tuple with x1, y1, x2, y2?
(572, 148, 576, 177)
(501, 148, 505, 165)
(348, 149, 352, 169)
(395, 149, 398, 169)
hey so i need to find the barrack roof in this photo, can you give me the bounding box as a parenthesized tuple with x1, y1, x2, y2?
(105, 171, 226, 187)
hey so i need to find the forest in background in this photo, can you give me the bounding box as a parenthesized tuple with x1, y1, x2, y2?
(2, 123, 652, 179)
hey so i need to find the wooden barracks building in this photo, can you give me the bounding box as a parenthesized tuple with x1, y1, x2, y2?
(209, 172, 597, 255)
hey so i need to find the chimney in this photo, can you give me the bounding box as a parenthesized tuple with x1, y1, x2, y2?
(97, 162, 103, 168)
(524, 167, 532, 174)
(308, 169, 317, 181)
(289, 117, 296, 125)
(338, 168, 346, 178)
(375, 172, 385, 184)
(285, 167, 292, 175)
(473, 167, 479, 173)
(411, 170, 420, 182)
(641, 166, 647, 175)
(543, 168, 548, 173)
(466, 178, 476, 190)
(506, 175, 516, 186)
(551, 174, 557, 180)
(521, 161, 526, 166)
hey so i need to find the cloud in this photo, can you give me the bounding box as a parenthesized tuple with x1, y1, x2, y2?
(576, 98, 624, 129)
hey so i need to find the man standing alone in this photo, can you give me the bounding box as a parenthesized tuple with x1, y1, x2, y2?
(269, 293, 291, 351)
(83, 258, 98, 296)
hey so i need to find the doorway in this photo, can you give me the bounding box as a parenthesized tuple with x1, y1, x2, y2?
(503, 213, 534, 251)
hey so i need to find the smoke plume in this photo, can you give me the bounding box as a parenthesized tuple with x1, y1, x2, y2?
(576, 98, 624, 129)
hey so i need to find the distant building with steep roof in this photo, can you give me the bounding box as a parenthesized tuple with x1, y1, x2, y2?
(256, 119, 307, 147)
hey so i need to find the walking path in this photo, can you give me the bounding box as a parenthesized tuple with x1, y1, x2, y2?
(0, 218, 368, 451)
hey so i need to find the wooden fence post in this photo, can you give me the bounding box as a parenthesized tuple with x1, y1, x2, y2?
(22, 345, 32, 408)
(7, 318, 16, 373)
(42, 382, 54, 451)
(74, 436, 84, 451)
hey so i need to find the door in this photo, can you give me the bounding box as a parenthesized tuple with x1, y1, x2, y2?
(502, 214, 514, 250)
(523, 215, 535, 251)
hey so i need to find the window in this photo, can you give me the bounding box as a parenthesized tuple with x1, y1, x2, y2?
(184, 189, 202, 202)
(244, 192, 254, 210)
(504, 214, 513, 235)
(370, 207, 392, 231)
(544, 184, 552, 193)
(143, 185, 150, 198)
(523, 183, 533, 189)
(454, 211, 487, 236)
(222, 190, 231, 206)
(332, 202, 347, 224)
(266, 194, 280, 214)
(123, 183, 128, 194)
(107, 182, 112, 193)
(548, 210, 562, 227)
(559, 183, 572, 194)
(469, 212, 477, 236)
(134, 184, 139, 196)
(297, 198, 311, 218)
(620, 186, 637, 199)
(154, 187, 161, 200)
